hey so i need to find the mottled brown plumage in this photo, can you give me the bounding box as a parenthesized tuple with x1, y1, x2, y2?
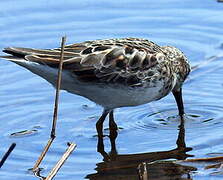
(2, 38, 190, 89)
(1, 37, 190, 135)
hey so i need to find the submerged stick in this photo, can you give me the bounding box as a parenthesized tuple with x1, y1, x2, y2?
(33, 36, 66, 171)
(45, 143, 76, 180)
(0, 143, 16, 169)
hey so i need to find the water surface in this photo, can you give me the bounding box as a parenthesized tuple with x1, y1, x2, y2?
(0, 0, 223, 179)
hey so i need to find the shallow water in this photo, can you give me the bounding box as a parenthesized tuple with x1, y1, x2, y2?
(0, 0, 223, 179)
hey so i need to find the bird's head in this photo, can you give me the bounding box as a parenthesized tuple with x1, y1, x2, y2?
(162, 46, 191, 91)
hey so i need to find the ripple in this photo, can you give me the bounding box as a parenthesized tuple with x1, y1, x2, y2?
(122, 104, 223, 131)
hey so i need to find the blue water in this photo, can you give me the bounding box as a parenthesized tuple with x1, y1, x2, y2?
(1, 0, 223, 179)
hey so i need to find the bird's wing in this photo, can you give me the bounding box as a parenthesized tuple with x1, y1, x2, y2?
(2, 38, 166, 86)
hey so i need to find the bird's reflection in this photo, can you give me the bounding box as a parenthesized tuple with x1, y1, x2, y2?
(86, 117, 196, 180)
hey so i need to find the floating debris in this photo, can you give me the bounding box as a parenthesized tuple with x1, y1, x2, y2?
(10, 129, 38, 137)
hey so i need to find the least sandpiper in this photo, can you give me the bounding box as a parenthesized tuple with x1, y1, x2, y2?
(1, 38, 190, 135)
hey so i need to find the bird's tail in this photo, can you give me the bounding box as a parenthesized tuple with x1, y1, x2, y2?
(1, 47, 81, 68)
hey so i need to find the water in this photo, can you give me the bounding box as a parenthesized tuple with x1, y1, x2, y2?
(0, 0, 223, 179)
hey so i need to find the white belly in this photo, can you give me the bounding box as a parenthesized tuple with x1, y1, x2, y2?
(64, 79, 165, 109)
(12, 61, 166, 110)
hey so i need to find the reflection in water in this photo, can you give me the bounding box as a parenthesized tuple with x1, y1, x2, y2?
(86, 118, 196, 180)
(137, 161, 195, 180)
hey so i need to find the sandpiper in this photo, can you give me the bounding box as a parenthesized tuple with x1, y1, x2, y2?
(1, 38, 190, 135)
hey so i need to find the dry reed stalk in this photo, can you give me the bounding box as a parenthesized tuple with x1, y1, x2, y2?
(45, 143, 76, 180)
(33, 36, 66, 171)
(51, 36, 66, 138)
(0, 143, 16, 168)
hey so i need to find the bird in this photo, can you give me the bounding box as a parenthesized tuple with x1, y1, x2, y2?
(1, 37, 190, 136)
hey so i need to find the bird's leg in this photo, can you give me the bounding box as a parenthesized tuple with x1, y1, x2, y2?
(97, 136, 110, 161)
(174, 114, 193, 160)
(107, 110, 118, 161)
(96, 109, 109, 155)
(172, 88, 185, 117)
(96, 109, 109, 138)
(109, 110, 118, 144)
(176, 116, 186, 149)
(173, 91, 194, 159)
(109, 131, 118, 161)
(109, 110, 118, 132)
(96, 110, 118, 161)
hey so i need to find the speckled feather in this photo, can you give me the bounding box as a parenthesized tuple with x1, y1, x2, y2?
(1, 37, 190, 108)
